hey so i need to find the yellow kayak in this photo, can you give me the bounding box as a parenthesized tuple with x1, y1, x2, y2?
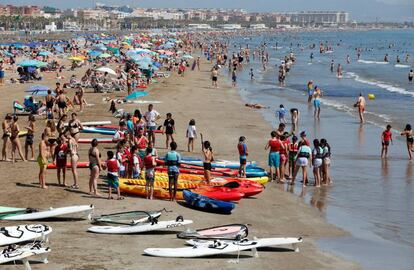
(119, 179, 183, 200)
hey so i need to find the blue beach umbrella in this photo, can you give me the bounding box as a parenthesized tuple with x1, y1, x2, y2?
(26, 85, 50, 92)
(125, 91, 148, 101)
(38, 51, 52, 56)
(18, 60, 47, 68)
(88, 50, 101, 57)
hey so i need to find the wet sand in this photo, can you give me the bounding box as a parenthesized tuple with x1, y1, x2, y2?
(0, 58, 358, 269)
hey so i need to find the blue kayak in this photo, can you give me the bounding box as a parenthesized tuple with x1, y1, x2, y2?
(182, 190, 235, 214)
(81, 127, 116, 135)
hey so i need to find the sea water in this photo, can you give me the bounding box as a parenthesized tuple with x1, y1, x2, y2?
(228, 29, 414, 269)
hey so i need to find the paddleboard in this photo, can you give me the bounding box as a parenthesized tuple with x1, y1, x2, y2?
(0, 224, 52, 246)
(1, 205, 94, 221)
(88, 216, 193, 234)
(81, 121, 111, 126)
(144, 237, 302, 258)
(78, 138, 114, 144)
(0, 242, 50, 266)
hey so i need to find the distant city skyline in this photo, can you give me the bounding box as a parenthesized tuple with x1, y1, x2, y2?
(0, 0, 413, 22)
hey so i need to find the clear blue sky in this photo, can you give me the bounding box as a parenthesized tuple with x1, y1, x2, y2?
(1, 0, 413, 22)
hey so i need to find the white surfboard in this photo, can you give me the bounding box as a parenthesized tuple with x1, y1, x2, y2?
(144, 237, 302, 258)
(0, 242, 51, 268)
(88, 219, 193, 234)
(64, 121, 111, 127)
(1, 205, 94, 221)
(0, 224, 52, 246)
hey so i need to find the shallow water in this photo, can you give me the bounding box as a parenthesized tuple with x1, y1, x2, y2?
(229, 29, 414, 269)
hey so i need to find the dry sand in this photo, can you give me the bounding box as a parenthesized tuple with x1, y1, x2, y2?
(0, 58, 359, 269)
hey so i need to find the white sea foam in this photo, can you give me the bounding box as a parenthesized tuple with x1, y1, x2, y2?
(394, 64, 410, 68)
(347, 72, 414, 98)
(358, 59, 389, 65)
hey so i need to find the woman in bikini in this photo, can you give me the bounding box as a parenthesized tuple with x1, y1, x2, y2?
(88, 139, 102, 197)
(24, 114, 36, 161)
(1, 114, 12, 161)
(68, 113, 83, 142)
(44, 120, 57, 158)
(10, 116, 26, 163)
(202, 140, 214, 185)
(66, 132, 80, 189)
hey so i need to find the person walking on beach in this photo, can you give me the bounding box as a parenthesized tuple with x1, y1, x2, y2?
(409, 70, 413, 83)
(313, 87, 322, 119)
(163, 113, 175, 149)
(10, 116, 26, 163)
(24, 115, 35, 161)
(381, 125, 393, 159)
(400, 124, 414, 160)
(237, 136, 248, 178)
(354, 93, 366, 123)
(186, 119, 197, 152)
(45, 90, 55, 119)
(0, 61, 5, 86)
(202, 140, 214, 184)
(67, 132, 79, 189)
(211, 67, 219, 88)
(144, 104, 160, 146)
(165, 141, 181, 201)
(290, 108, 300, 133)
(88, 139, 102, 197)
(265, 131, 284, 182)
(231, 68, 237, 87)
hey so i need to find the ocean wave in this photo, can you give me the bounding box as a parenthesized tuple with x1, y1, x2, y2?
(394, 64, 411, 68)
(320, 98, 393, 124)
(347, 72, 414, 98)
(358, 60, 389, 65)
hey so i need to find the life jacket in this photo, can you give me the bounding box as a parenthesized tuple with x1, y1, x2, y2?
(144, 155, 155, 169)
(165, 151, 180, 166)
(107, 159, 119, 173)
(237, 143, 247, 156)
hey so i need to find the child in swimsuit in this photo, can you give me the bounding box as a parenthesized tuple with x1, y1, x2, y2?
(381, 125, 393, 159)
(400, 124, 414, 160)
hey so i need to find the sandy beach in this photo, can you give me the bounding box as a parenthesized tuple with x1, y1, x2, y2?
(0, 54, 361, 270)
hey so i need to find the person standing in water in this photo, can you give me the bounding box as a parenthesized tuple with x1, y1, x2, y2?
(211, 67, 219, 88)
(337, 64, 343, 78)
(354, 93, 366, 123)
(290, 108, 300, 133)
(409, 69, 413, 83)
(313, 87, 322, 119)
(381, 125, 393, 158)
(400, 124, 414, 160)
(330, 60, 335, 72)
(249, 68, 254, 80)
(307, 81, 314, 103)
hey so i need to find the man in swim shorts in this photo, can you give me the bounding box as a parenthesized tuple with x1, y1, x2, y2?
(355, 93, 366, 123)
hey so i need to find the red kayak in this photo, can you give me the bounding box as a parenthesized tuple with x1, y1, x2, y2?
(155, 167, 226, 177)
(192, 186, 245, 201)
(222, 181, 264, 197)
(47, 162, 90, 169)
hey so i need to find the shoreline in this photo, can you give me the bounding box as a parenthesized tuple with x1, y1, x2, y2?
(0, 54, 359, 269)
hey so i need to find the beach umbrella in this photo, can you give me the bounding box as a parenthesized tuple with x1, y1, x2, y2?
(26, 85, 50, 92)
(18, 60, 47, 68)
(68, 56, 85, 61)
(38, 51, 52, 56)
(182, 54, 194, 60)
(125, 91, 148, 101)
(88, 50, 101, 57)
(98, 53, 111, 58)
(95, 67, 117, 76)
(93, 44, 107, 51)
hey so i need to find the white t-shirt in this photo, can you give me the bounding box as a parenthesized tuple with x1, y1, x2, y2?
(144, 110, 160, 127)
(113, 130, 125, 141)
(187, 125, 196, 138)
